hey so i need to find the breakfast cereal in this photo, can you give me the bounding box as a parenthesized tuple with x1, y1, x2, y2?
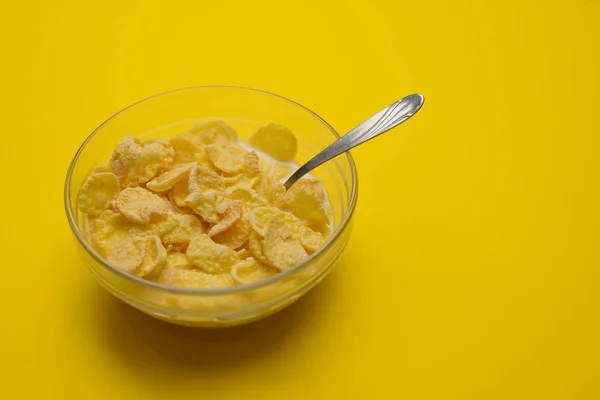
(186, 234, 240, 274)
(207, 200, 243, 237)
(262, 217, 309, 271)
(114, 187, 170, 224)
(77, 120, 333, 289)
(146, 162, 194, 192)
(77, 172, 120, 215)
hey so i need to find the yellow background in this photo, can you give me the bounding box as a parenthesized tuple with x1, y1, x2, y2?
(1, 0, 599, 398)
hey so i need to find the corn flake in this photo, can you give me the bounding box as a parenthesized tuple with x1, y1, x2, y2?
(135, 235, 168, 278)
(104, 233, 142, 273)
(162, 213, 204, 244)
(205, 144, 251, 175)
(225, 186, 268, 212)
(77, 172, 120, 215)
(262, 217, 308, 271)
(113, 211, 174, 238)
(109, 137, 175, 187)
(94, 211, 175, 249)
(212, 216, 253, 249)
(186, 234, 240, 274)
(226, 174, 261, 190)
(195, 150, 219, 171)
(304, 214, 333, 238)
(262, 163, 292, 208)
(170, 132, 201, 164)
(299, 225, 325, 252)
(208, 200, 242, 237)
(114, 187, 170, 224)
(248, 123, 297, 162)
(141, 140, 175, 180)
(185, 164, 228, 223)
(185, 190, 228, 224)
(248, 230, 272, 266)
(109, 136, 144, 186)
(146, 163, 194, 192)
(284, 178, 332, 225)
(101, 230, 166, 278)
(88, 210, 118, 245)
(247, 206, 300, 237)
(92, 214, 134, 260)
(169, 178, 190, 208)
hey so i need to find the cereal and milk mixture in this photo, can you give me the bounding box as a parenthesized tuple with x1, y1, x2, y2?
(77, 121, 332, 288)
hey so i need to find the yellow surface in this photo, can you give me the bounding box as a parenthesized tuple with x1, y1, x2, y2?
(1, 0, 599, 398)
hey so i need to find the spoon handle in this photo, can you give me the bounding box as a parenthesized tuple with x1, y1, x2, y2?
(284, 93, 424, 189)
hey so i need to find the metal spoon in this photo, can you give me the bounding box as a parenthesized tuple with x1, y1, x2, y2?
(284, 93, 425, 189)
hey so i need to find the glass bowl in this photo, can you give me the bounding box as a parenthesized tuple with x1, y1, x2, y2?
(64, 86, 358, 328)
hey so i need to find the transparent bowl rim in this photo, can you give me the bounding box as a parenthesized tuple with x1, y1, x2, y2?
(64, 86, 358, 296)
